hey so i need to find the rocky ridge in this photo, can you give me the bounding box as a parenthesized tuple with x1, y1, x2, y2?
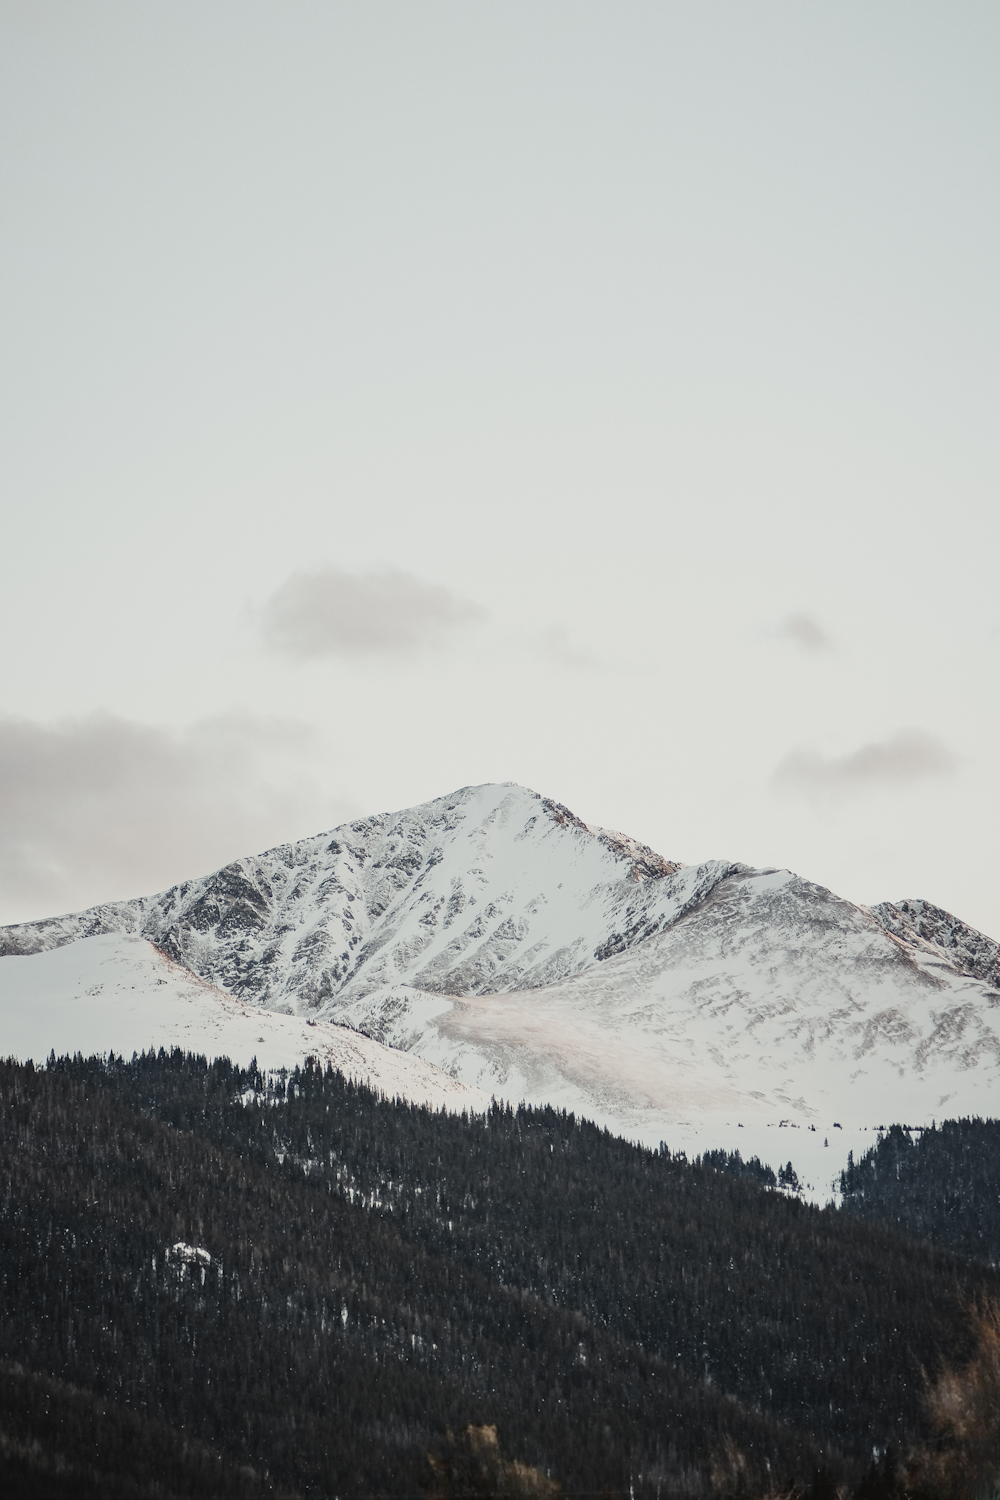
(871, 898, 1000, 989)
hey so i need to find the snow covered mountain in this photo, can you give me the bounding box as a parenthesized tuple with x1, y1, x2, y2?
(2, 782, 998, 1196)
(0, 784, 689, 1004)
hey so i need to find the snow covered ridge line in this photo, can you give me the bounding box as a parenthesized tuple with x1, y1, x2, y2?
(0, 778, 996, 1014)
(539, 797, 680, 882)
(0, 780, 996, 1011)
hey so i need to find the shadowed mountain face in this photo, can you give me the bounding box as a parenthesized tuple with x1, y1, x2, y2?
(2, 782, 999, 1178)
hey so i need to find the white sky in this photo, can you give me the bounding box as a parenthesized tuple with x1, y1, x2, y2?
(1, 2, 998, 936)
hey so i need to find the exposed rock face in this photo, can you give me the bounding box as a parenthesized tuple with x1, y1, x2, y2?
(870, 899, 1000, 989)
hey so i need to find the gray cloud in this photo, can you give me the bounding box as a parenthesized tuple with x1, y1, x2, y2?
(775, 612, 832, 651)
(533, 625, 600, 671)
(774, 729, 957, 796)
(259, 566, 484, 658)
(0, 713, 353, 924)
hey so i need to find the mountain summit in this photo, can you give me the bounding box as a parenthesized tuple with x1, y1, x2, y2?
(0, 783, 692, 1003)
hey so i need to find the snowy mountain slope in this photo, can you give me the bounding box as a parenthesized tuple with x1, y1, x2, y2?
(2, 780, 999, 1197)
(0, 933, 487, 1111)
(332, 863, 1000, 1193)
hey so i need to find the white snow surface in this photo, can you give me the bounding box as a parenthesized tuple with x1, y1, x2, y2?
(2, 781, 999, 1200)
(167, 1243, 212, 1268)
(0, 932, 486, 1112)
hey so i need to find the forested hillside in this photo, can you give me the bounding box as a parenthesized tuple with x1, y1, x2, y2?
(840, 1119, 1000, 1265)
(1, 1051, 996, 1498)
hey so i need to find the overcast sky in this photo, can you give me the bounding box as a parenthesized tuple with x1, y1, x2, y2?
(2, 1, 998, 936)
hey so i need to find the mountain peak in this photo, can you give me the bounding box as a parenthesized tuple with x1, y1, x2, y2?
(0, 781, 687, 1007)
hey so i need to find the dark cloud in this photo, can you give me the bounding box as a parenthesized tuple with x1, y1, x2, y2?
(0, 713, 351, 924)
(775, 612, 832, 651)
(259, 567, 484, 658)
(774, 729, 957, 796)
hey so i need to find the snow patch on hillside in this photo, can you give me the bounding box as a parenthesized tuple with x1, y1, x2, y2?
(0, 933, 487, 1111)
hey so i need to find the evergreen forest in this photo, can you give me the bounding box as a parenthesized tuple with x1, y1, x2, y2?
(839, 1119, 1000, 1265)
(1, 1050, 998, 1499)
